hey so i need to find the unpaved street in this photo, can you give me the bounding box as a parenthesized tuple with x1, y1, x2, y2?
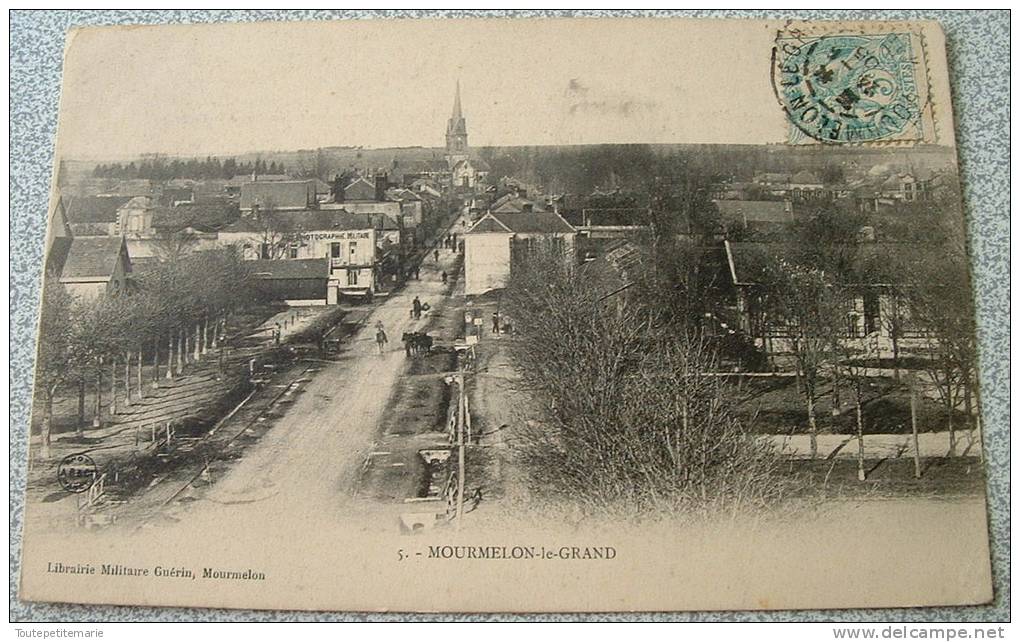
(150, 249, 462, 533)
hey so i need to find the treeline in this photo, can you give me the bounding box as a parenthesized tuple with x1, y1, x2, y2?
(478, 144, 860, 195)
(92, 157, 287, 181)
(35, 248, 255, 458)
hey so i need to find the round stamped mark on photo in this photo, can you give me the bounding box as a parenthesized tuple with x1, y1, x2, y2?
(56, 453, 98, 493)
(772, 32, 924, 144)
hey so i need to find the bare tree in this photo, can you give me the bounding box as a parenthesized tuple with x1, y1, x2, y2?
(504, 244, 785, 516)
(34, 280, 76, 459)
(761, 260, 848, 459)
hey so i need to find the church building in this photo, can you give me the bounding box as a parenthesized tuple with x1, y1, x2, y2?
(445, 81, 489, 190)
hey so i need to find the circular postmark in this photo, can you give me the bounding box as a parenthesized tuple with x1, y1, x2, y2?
(57, 453, 98, 493)
(772, 32, 923, 143)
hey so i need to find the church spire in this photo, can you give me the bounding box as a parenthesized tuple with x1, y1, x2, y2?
(451, 79, 463, 123)
(446, 80, 468, 166)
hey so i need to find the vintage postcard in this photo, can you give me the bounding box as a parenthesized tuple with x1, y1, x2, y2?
(19, 17, 991, 612)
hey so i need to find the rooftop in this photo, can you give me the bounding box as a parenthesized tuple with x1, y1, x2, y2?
(50, 236, 128, 281)
(61, 195, 133, 223)
(249, 258, 329, 280)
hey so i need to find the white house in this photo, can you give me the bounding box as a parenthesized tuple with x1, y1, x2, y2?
(463, 210, 576, 295)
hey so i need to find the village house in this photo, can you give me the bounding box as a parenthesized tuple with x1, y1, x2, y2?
(723, 240, 932, 364)
(159, 185, 195, 207)
(100, 178, 160, 198)
(225, 173, 292, 197)
(240, 180, 317, 212)
(125, 201, 239, 261)
(47, 234, 132, 300)
(787, 170, 827, 201)
(463, 209, 577, 295)
(60, 194, 133, 236)
(249, 258, 331, 306)
(385, 187, 426, 243)
(117, 195, 158, 236)
(715, 199, 794, 240)
(217, 209, 388, 302)
(752, 172, 791, 197)
(451, 157, 490, 190)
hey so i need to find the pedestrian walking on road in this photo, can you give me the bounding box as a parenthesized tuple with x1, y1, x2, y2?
(375, 322, 388, 355)
(413, 296, 422, 320)
(441, 271, 448, 285)
(491, 312, 500, 334)
(434, 249, 439, 262)
(415, 267, 420, 280)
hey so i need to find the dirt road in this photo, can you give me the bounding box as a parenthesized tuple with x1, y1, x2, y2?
(150, 249, 462, 533)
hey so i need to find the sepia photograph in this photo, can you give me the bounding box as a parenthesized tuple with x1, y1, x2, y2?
(10, 13, 1004, 618)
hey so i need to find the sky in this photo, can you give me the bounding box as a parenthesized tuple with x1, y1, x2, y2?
(53, 18, 953, 159)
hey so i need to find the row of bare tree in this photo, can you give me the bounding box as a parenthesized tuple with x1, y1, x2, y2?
(749, 203, 980, 465)
(35, 248, 255, 459)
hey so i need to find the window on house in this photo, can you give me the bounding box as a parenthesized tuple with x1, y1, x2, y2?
(331, 242, 342, 259)
(863, 292, 881, 335)
(288, 244, 298, 259)
(260, 243, 271, 259)
(846, 312, 861, 338)
(347, 269, 358, 286)
(349, 241, 357, 258)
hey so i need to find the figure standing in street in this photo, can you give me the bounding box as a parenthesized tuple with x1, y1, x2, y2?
(375, 322, 388, 355)
(434, 249, 439, 262)
(413, 296, 422, 320)
(441, 271, 448, 285)
(491, 312, 500, 334)
(415, 267, 420, 280)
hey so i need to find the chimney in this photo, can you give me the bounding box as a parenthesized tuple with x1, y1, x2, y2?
(332, 174, 344, 203)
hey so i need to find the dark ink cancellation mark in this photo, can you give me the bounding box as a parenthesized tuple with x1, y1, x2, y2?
(57, 453, 98, 493)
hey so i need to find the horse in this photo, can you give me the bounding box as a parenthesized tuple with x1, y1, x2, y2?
(401, 331, 433, 357)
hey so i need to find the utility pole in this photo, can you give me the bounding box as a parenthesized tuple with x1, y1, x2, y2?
(910, 375, 921, 479)
(455, 365, 466, 529)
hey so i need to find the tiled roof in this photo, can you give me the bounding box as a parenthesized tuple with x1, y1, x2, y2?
(45, 237, 74, 278)
(724, 241, 941, 286)
(55, 237, 128, 280)
(105, 179, 158, 197)
(491, 195, 547, 214)
(249, 258, 329, 280)
(343, 177, 378, 201)
(467, 215, 512, 234)
(151, 201, 239, 232)
(490, 211, 575, 234)
(121, 195, 155, 209)
(226, 174, 291, 188)
(753, 173, 790, 184)
(240, 181, 314, 210)
(219, 210, 376, 234)
(62, 195, 132, 223)
(789, 171, 823, 185)
(715, 200, 793, 225)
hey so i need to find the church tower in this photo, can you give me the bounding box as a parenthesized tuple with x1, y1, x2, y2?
(445, 80, 469, 168)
